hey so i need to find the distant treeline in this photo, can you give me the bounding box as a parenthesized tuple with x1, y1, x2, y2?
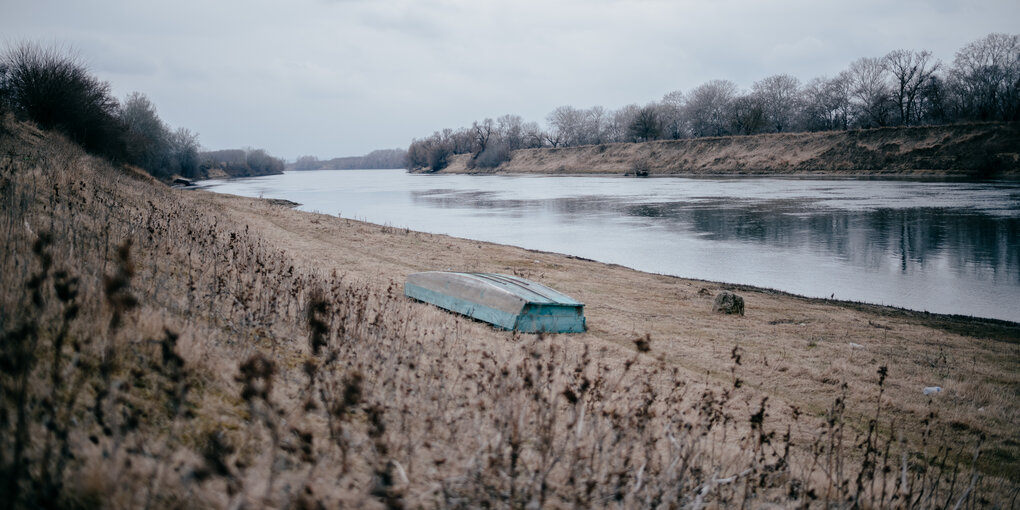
(292, 148, 407, 170)
(407, 32, 1020, 171)
(200, 149, 285, 178)
(0, 42, 284, 181)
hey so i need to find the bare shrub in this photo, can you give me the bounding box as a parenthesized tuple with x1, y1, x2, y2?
(631, 158, 651, 177)
(469, 141, 511, 169)
(0, 42, 123, 160)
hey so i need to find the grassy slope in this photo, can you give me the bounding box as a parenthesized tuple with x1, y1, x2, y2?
(2, 118, 1017, 508)
(196, 191, 1020, 476)
(442, 123, 1020, 177)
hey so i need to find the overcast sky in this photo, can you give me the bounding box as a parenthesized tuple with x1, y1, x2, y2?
(3, 0, 1018, 160)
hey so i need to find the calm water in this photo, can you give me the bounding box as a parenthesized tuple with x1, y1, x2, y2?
(199, 170, 1020, 323)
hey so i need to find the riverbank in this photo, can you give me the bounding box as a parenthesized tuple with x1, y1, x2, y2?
(196, 189, 1020, 451)
(438, 122, 1020, 178)
(197, 181, 1020, 442)
(2, 118, 1017, 506)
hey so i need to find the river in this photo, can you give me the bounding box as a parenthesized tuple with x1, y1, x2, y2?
(198, 170, 1020, 323)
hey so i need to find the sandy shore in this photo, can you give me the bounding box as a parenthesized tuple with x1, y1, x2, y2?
(190, 188, 1019, 478)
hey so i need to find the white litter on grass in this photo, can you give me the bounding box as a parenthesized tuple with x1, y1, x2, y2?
(849, 342, 865, 349)
(923, 386, 942, 396)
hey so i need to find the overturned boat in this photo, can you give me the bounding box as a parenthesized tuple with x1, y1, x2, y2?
(404, 272, 586, 333)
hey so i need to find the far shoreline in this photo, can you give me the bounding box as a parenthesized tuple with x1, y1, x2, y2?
(414, 122, 1020, 179)
(420, 167, 1018, 181)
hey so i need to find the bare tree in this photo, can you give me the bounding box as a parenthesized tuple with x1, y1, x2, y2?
(542, 131, 563, 148)
(546, 106, 587, 146)
(405, 137, 431, 169)
(728, 94, 767, 135)
(118, 92, 204, 178)
(167, 127, 200, 178)
(948, 33, 1020, 121)
(406, 131, 458, 171)
(1, 42, 122, 158)
(496, 114, 525, 150)
(660, 90, 688, 139)
(848, 57, 894, 127)
(472, 118, 495, 152)
(472, 116, 516, 169)
(120, 92, 170, 175)
(244, 148, 285, 175)
(800, 72, 853, 131)
(608, 104, 640, 143)
(826, 71, 854, 130)
(884, 49, 942, 125)
(916, 74, 952, 124)
(582, 106, 609, 145)
(521, 121, 545, 148)
(685, 80, 737, 137)
(627, 104, 663, 142)
(799, 77, 829, 130)
(445, 128, 473, 154)
(752, 74, 801, 132)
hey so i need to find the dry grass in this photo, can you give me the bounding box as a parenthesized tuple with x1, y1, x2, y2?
(2, 116, 1018, 508)
(196, 186, 1020, 482)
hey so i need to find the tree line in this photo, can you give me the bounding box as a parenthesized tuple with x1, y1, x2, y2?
(199, 148, 285, 177)
(293, 148, 407, 170)
(406, 32, 1019, 171)
(0, 42, 283, 181)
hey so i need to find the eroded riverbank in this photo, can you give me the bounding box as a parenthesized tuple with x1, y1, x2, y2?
(436, 122, 1020, 178)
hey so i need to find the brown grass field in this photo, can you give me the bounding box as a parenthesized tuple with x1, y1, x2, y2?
(1, 117, 1018, 508)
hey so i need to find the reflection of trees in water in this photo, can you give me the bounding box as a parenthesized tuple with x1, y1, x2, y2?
(410, 189, 1018, 281)
(594, 198, 1016, 280)
(412, 190, 527, 210)
(411, 191, 621, 217)
(647, 202, 1018, 280)
(937, 214, 1019, 281)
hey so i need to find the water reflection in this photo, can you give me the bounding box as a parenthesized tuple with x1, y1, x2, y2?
(410, 189, 1019, 284)
(201, 170, 1020, 322)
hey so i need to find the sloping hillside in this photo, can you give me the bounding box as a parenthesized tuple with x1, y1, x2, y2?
(443, 123, 1020, 177)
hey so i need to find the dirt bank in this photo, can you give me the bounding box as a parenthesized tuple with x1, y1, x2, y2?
(441, 123, 1020, 178)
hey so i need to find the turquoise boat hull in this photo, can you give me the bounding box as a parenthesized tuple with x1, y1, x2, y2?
(404, 272, 586, 333)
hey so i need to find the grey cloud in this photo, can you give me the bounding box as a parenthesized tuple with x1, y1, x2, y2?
(1, 0, 1018, 160)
